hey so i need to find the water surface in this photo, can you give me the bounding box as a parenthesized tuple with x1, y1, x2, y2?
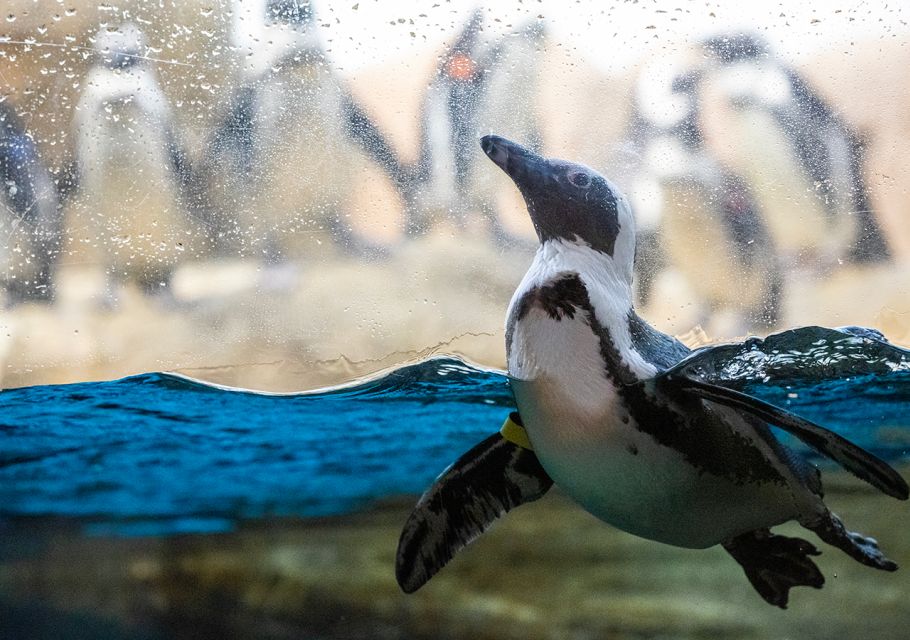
(1, 355, 908, 536)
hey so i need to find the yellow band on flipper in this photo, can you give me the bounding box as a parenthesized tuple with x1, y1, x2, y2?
(500, 413, 533, 450)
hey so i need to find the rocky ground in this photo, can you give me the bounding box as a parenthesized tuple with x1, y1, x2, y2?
(5, 231, 910, 393)
(1, 469, 908, 640)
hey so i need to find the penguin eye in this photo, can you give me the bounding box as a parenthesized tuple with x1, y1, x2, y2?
(568, 171, 591, 189)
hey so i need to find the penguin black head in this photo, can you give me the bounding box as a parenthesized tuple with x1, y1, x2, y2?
(702, 33, 769, 63)
(268, 0, 314, 27)
(481, 135, 635, 274)
(0, 103, 22, 140)
(94, 24, 146, 70)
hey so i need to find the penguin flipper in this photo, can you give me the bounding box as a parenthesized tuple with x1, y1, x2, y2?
(340, 91, 411, 192)
(395, 431, 552, 593)
(723, 528, 824, 609)
(669, 376, 909, 500)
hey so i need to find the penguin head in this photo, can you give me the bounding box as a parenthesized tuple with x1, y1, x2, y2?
(702, 33, 769, 64)
(267, 0, 314, 28)
(481, 135, 636, 280)
(94, 23, 147, 70)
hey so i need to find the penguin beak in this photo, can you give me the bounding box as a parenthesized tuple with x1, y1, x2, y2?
(480, 135, 549, 195)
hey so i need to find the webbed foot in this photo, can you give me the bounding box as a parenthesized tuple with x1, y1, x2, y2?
(723, 528, 825, 608)
(807, 511, 897, 571)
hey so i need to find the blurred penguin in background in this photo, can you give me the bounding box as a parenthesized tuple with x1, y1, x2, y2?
(603, 59, 686, 308)
(617, 61, 781, 330)
(0, 103, 62, 305)
(698, 33, 889, 269)
(201, 0, 406, 271)
(73, 23, 204, 305)
(405, 11, 545, 244)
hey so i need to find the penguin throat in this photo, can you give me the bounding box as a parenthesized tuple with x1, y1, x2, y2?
(538, 239, 634, 306)
(526, 239, 657, 383)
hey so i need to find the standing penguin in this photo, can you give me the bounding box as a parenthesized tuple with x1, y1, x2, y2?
(201, 0, 407, 263)
(0, 103, 62, 304)
(396, 136, 907, 607)
(73, 23, 203, 302)
(406, 12, 544, 243)
(634, 68, 782, 328)
(699, 33, 889, 267)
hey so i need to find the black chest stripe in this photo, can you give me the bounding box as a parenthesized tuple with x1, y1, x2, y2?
(507, 272, 638, 386)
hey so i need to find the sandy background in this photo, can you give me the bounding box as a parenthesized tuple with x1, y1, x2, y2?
(1, 2, 910, 391)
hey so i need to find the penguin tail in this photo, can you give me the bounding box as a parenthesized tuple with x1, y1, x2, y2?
(723, 528, 825, 609)
(395, 416, 552, 593)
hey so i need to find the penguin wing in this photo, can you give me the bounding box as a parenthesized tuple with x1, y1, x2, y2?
(340, 90, 412, 192)
(395, 431, 553, 593)
(207, 85, 258, 173)
(663, 375, 909, 500)
(0, 133, 41, 219)
(163, 122, 193, 190)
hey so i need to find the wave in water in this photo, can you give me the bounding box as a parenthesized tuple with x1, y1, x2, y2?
(0, 354, 908, 535)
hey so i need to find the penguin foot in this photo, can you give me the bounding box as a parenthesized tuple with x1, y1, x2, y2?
(723, 528, 824, 608)
(807, 511, 897, 572)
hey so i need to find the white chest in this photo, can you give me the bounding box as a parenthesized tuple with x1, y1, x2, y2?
(508, 308, 617, 424)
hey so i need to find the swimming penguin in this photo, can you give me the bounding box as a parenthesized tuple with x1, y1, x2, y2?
(699, 33, 889, 266)
(73, 23, 204, 302)
(395, 135, 908, 607)
(405, 11, 544, 244)
(200, 0, 407, 262)
(0, 103, 62, 304)
(637, 69, 782, 329)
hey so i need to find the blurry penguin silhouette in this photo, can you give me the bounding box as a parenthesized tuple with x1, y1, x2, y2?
(73, 23, 204, 304)
(405, 11, 544, 243)
(0, 103, 62, 304)
(622, 64, 782, 329)
(603, 59, 685, 307)
(699, 33, 889, 267)
(201, 0, 406, 265)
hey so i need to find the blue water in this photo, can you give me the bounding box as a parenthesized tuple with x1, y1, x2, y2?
(1, 355, 908, 536)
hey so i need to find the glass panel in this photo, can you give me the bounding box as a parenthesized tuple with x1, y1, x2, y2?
(2, 2, 909, 638)
(1, 2, 908, 390)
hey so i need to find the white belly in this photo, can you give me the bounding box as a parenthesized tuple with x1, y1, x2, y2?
(509, 309, 803, 548)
